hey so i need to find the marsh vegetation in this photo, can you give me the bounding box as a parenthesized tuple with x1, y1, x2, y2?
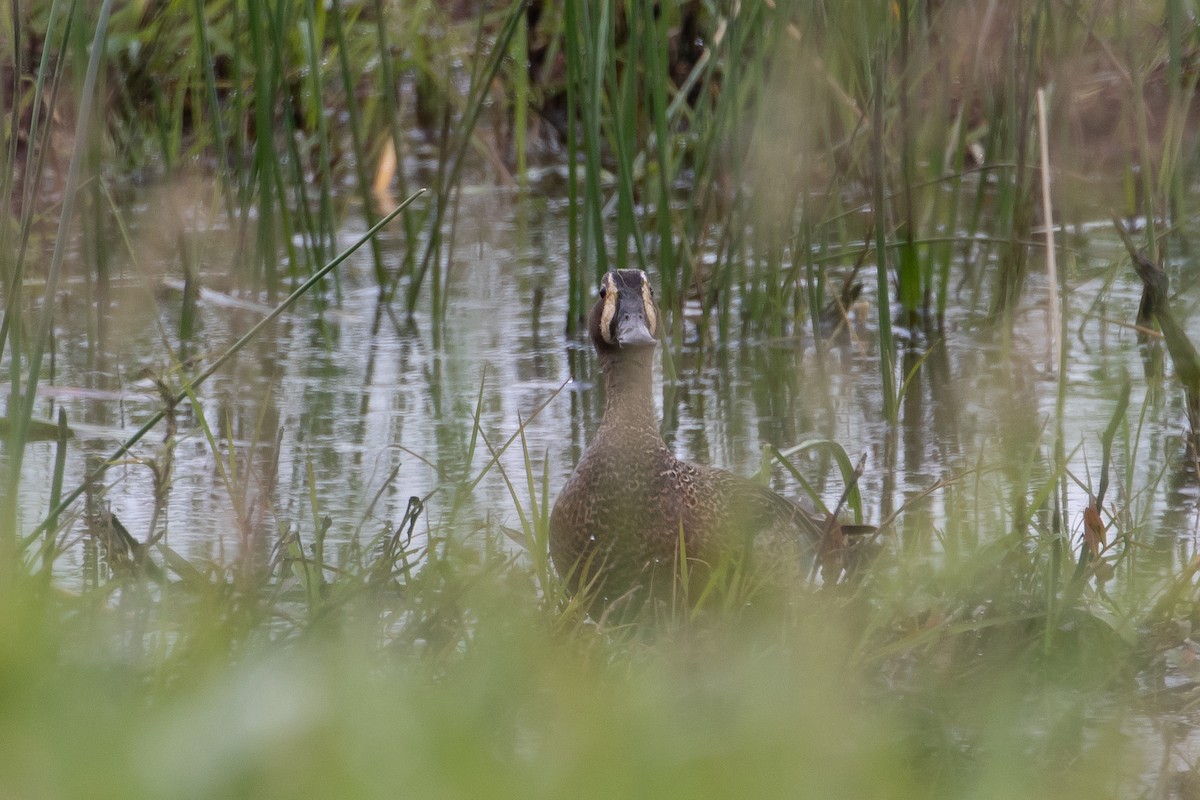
(3, 1, 1200, 797)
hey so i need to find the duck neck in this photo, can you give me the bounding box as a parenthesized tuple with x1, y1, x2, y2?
(599, 350, 660, 434)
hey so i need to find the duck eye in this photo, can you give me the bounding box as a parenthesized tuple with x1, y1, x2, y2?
(599, 285, 607, 298)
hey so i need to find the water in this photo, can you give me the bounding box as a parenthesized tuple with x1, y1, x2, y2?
(14, 164, 1200, 594)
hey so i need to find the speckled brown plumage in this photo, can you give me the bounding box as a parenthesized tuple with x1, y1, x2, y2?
(549, 269, 845, 611)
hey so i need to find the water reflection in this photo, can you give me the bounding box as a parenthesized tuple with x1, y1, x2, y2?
(15, 178, 1200, 589)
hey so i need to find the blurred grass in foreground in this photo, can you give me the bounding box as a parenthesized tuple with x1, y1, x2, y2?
(0, 527, 1143, 800)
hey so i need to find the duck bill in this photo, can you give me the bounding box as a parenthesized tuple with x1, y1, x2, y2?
(616, 315, 656, 347)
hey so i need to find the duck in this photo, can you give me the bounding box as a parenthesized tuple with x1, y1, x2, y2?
(549, 268, 870, 613)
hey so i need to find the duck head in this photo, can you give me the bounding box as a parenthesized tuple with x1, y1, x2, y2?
(588, 269, 660, 357)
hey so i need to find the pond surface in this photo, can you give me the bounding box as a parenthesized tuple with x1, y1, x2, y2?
(15, 153, 1200, 597)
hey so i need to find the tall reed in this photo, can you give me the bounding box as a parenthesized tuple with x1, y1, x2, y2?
(402, 0, 529, 324)
(3, 0, 114, 561)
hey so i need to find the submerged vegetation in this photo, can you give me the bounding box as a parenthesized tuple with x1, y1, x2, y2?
(3, 0, 1200, 796)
